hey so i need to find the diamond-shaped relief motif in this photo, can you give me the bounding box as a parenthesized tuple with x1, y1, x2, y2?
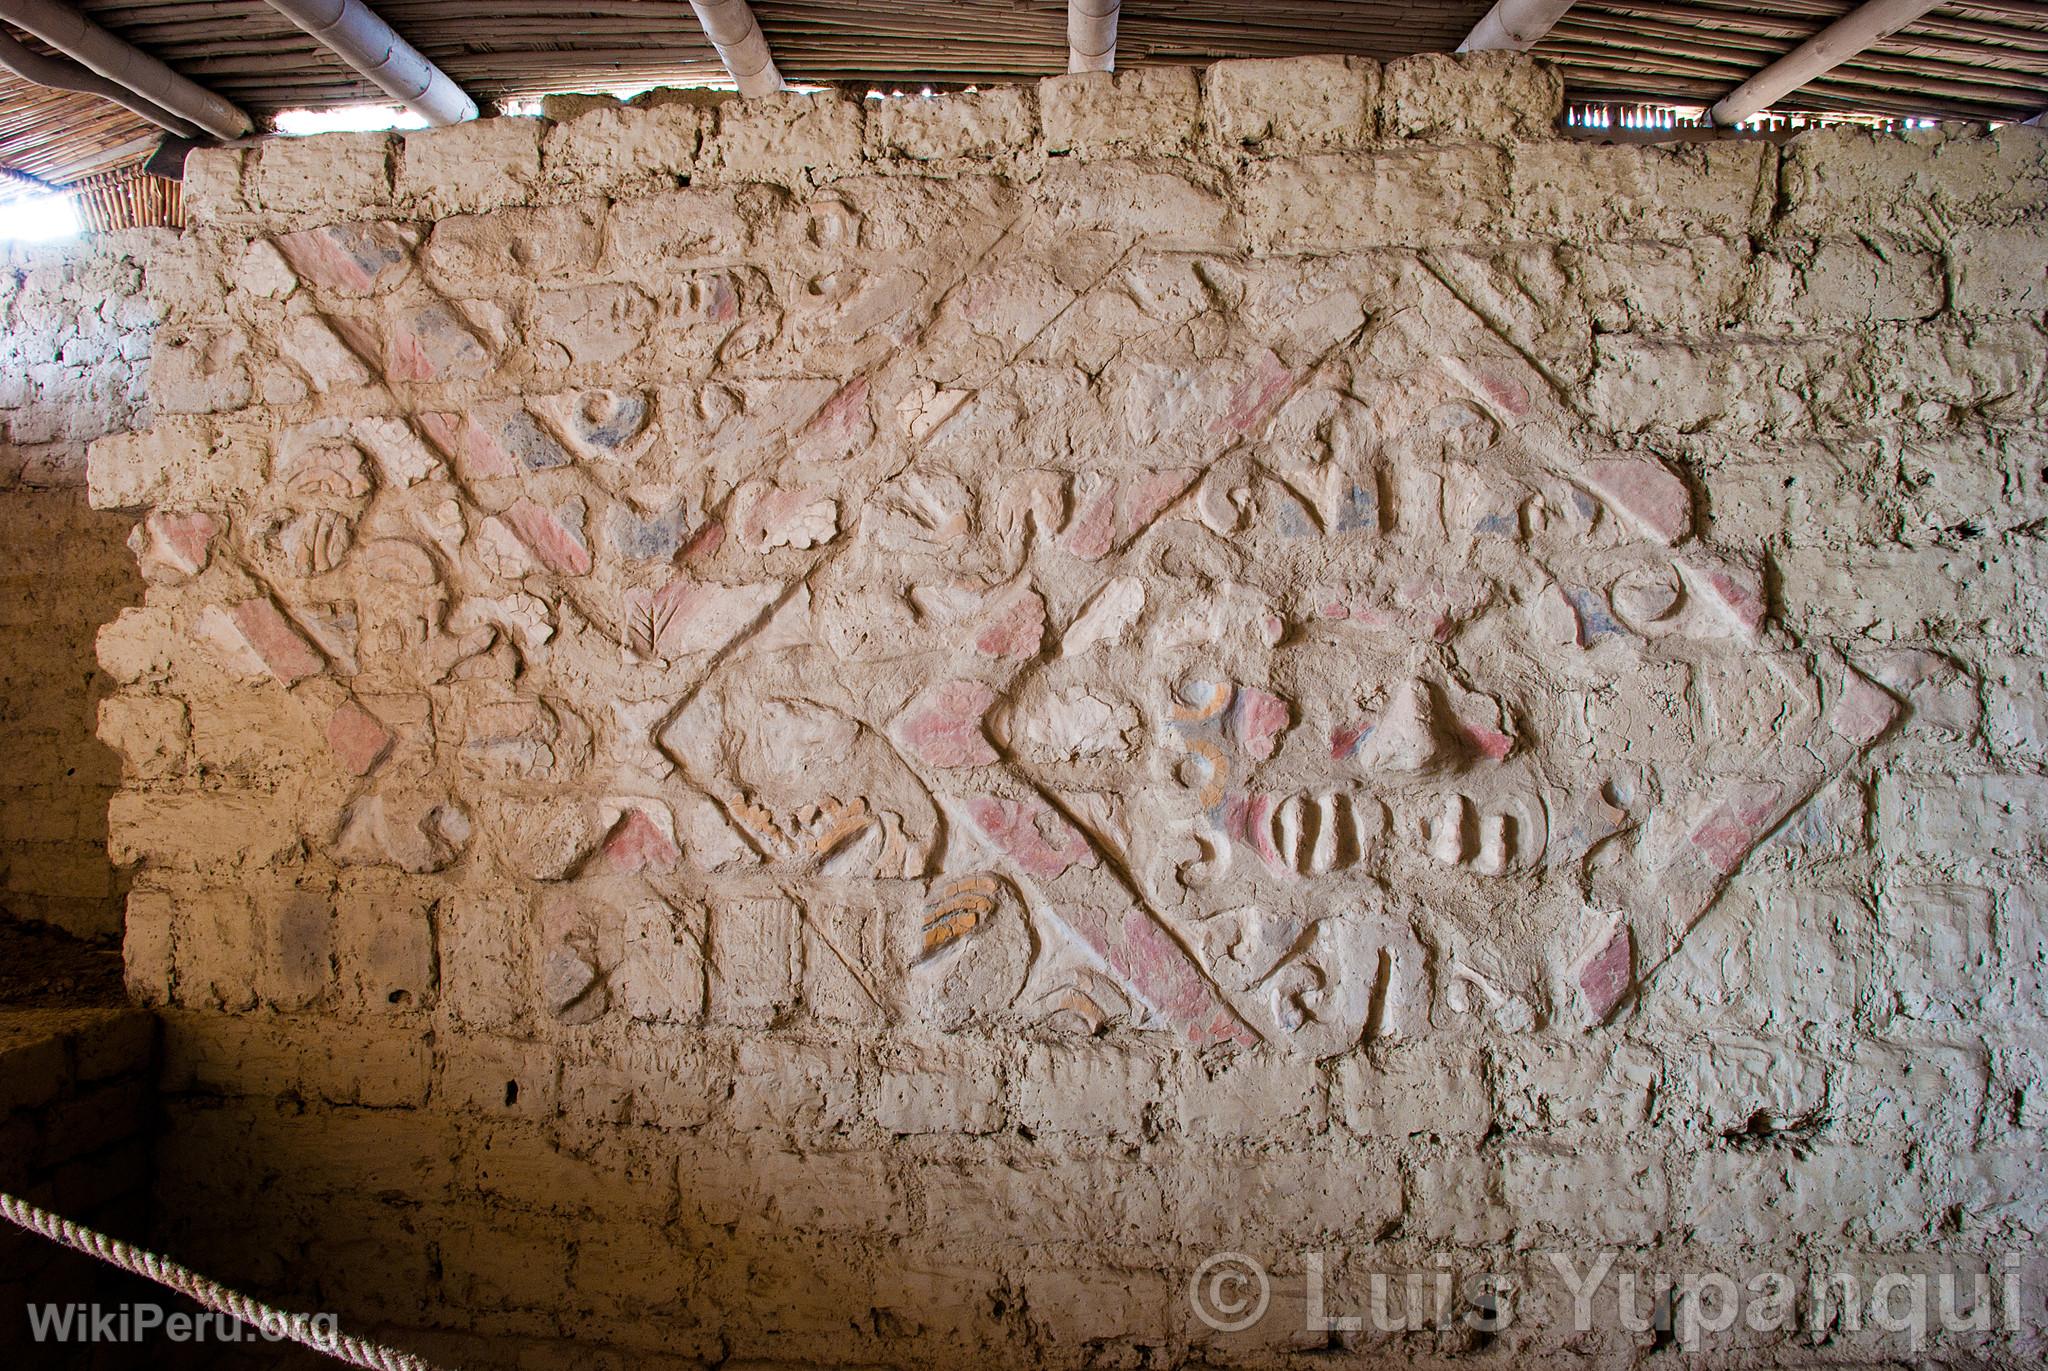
(153, 183, 1899, 1058)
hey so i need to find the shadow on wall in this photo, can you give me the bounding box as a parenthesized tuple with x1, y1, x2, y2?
(0, 240, 157, 942)
(0, 487, 145, 940)
(145, 1088, 1088, 1370)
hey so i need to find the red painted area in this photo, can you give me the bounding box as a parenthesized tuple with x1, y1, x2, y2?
(501, 498, 593, 576)
(1062, 487, 1117, 560)
(273, 226, 377, 293)
(230, 598, 324, 686)
(1688, 782, 1786, 875)
(1060, 904, 1260, 1050)
(1475, 366, 1532, 418)
(1210, 349, 1296, 434)
(1459, 723, 1513, 761)
(1220, 792, 1283, 868)
(1583, 457, 1691, 544)
(1577, 924, 1633, 1021)
(1233, 688, 1290, 761)
(325, 700, 394, 775)
(895, 680, 1000, 768)
(418, 412, 516, 480)
(974, 587, 1045, 658)
(809, 376, 870, 439)
(682, 520, 725, 562)
(964, 795, 1096, 880)
(386, 329, 434, 384)
(149, 511, 217, 575)
(600, 808, 681, 874)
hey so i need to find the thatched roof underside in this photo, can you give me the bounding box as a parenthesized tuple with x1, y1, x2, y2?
(2, 1, 2046, 206)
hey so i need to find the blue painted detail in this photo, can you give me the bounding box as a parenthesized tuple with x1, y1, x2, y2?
(1565, 587, 1625, 639)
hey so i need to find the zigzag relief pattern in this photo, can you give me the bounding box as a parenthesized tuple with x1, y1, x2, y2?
(124, 179, 1899, 1059)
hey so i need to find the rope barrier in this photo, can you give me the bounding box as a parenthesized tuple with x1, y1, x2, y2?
(0, 1191, 450, 1371)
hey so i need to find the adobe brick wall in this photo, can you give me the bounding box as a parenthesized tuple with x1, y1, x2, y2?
(0, 241, 154, 937)
(0, 1007, 156, 1351)
(77, 54, 2048, 1368)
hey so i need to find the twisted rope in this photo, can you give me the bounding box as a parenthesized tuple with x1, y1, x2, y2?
(0, 1191, 448, 1371)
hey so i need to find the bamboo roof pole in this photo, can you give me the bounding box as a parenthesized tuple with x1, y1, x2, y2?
(1069, 0, 1119, 73)
(262, 0, 477, 124)
(1459, 0, 1580, 52)
(686, 0, 784, 96)
(0, 27, 201, 137)
(0, 0, 250, 136)
(1709, 0, 1945, 125)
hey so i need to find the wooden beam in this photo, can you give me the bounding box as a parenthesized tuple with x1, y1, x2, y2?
(685, 0, 783, 97)
(1709, 0, 1945, 126)
(1459, 0, 1580, 53)
(1069, 0, 1119, 73)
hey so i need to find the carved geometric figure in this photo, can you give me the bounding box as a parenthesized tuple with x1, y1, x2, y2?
(735, 480, 839, 551)
(1352, 677, 1454, 776)
(279, 509, 354, 575)
(1261, 910, 1428, 1060)
(1610, 564, 1682, 626)
(707, 895, 802, 1028)
(1062, 575, 1144, 656)
(610, 896, 705, 1025)
(279, 316, 372, 392)
(331, 790, 470, 873)
(534, 388, 656, 462)
(542, 943, 608, 1024)
(1018, 688, 1135, 762)
(275, 441, 372, 501)
(352, 417, 443, 487)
